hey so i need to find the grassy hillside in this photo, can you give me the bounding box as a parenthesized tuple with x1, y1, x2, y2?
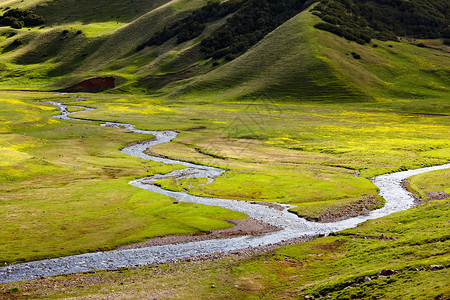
(171, 8, 449, 105)
(32, 0, 171, 24)
(0, 0, 212, 88)
(167, 7, 364, 101)
(0, 0, 447, 105)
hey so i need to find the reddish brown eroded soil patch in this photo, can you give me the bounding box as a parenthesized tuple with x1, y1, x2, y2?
(116, 218, 280, 250)
(426, 191, 450, 201)
(60, 77, 115, 93)
(250, 201, 285, 211)
(311, 239, 346, 251)
(402, 179, 449, 205)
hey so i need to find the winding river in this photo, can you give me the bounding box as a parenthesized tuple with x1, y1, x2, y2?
(1, 101, 448, 283)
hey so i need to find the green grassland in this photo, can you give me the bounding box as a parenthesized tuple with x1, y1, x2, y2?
(1, 85, 448, 264)
(1, 196, 448, 299)
(0, 91, 246, 264)
(0, 0, 448, 298)
(63, 91, 447, 212)
(13, 90, 449, 224)
(406, 168, 450, 201)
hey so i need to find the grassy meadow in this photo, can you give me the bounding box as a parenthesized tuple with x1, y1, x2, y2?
(406, 168, 449, 201)
(0, 91, 247, 264)
(1, 196, 448, 299)
(73, 93, 449, 218)
(1, 88, 448, 265)
(0, 0, 448, 298)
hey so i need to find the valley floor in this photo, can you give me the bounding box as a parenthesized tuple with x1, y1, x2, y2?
(0, 91, 448, 298)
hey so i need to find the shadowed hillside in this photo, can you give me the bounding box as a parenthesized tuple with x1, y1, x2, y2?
(0, 0, 448, 105)
(166, 8, 367, 101)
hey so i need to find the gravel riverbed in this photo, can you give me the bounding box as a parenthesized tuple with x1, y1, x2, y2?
(1, 101, 448, 283)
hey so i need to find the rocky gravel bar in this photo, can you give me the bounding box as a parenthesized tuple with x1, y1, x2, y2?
(1, 101, 448, 283)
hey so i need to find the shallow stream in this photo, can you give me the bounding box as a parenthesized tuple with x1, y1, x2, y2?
(0, 101, 448, 283)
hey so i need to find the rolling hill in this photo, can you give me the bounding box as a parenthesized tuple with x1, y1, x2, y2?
(0, 0, 447, 107)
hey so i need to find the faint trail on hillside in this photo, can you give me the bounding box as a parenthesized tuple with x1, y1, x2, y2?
(0, 101, 448, 283)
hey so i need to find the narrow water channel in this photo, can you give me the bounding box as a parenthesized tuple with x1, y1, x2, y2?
(1, 101, 448, 283)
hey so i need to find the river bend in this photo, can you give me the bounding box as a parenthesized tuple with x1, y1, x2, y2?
(0, 101, 448, 283)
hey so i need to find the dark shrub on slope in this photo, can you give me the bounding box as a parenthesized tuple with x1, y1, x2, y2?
(313, 0, 449, 44)
(0, 9, 46, 29)
(138, 0, 315, 60)
(200, 0, 311, 59)
(137, 0, 243, 50)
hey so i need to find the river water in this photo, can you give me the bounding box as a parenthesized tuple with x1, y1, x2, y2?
(0, 101, 448, 283)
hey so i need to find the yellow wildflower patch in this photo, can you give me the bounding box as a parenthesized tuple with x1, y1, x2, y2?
(105, 103, 173, 114)
(0, 98, 55, 111)
(71, 22, 126, 38)
(0, 134, 43, 151)
(265, 137, 296, 145)
(0, 147, 32, 166)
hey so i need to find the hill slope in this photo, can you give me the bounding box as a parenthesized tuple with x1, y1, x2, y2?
(0, 0, 448, 106)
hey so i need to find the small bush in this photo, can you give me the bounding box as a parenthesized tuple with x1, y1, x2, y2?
(351, 52, 361, 59)
(224, 53, 237, 61)
(10, 19, 23, 29)
(416, 43, 426, 48)
(0, 16, 15, 26)
(11, 39, 22, 46)
(312, 0, 448, 45)
(136, 44, 145, 52)
(5, 287, 19, 294)
(0, 8, 45, 28)
(314, 22, 370, 45)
